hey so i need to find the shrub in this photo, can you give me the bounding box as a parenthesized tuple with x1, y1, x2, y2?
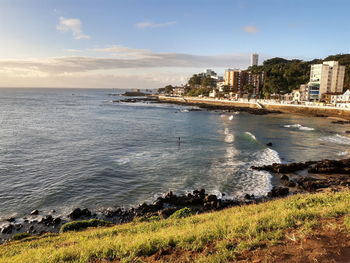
(60, 219, 112, 233)
(135, 215, 161, 223)
(169, 208, 194, 219)
(12, 233, 31, 241)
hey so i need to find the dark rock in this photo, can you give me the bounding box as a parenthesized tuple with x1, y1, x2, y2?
(331, 120, 350, 124)
(286, 181, 297, 188)
(244, 194, 254, 200)
(53, 218, 61, 225)
(280, 174, 289, 181)
(1, 224, 14, 234)
(159, 208, 178, 219)
(6, 217, 15, 223)
(204, 195, 217, 202)
(199, 189, 206, 197)
(30, 210, 39, 215)
(266, 142, 273, 147)
(68, 208, 91, 220)
(40, 215, 53, 224)
(267, 187, 289, 198)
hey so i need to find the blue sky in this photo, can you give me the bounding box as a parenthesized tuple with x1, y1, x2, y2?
(0, 0, 349, 88)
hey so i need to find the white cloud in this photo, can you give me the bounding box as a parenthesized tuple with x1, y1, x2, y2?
(0, 51, 251, 73)
(89, 45, 156, 59)
(243, 25, 258, 34)
(57, 17, 90, 40)
(0, 46, 270, 88)
(135, 21, 177, 29)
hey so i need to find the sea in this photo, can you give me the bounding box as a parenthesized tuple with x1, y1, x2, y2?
(0, 88, 349, 221)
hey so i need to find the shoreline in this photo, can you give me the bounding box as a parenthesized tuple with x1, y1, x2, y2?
(1, 157, 349, 244)
(157, 95, 350, 120)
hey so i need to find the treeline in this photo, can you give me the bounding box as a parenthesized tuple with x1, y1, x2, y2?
(158, 54, 350, 98)
(251, 54, 350, 97)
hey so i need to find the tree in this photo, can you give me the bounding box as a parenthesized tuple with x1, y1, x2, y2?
(164, 85, 174, 94)
(188, 74, 202, 87)
(242, 84, 255, 94)
(201, 76, 216, 88)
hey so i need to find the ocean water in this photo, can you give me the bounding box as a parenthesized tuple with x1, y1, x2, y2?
(0, 88, 349, 220)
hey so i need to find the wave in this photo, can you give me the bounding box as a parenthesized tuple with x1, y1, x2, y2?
(320, 134, 350, 145)
(244, 132, 257, 141)
(284, 124, 314, 131)
(337, 151, 348, 156)
(251, 147, 281, 167)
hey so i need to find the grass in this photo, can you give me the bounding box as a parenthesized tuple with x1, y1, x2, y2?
(60, 219, 112, 233)
(0, 191, 350, 263)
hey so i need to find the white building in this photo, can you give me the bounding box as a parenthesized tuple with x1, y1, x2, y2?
(203, 69, 218, 79)
(308, 61, 346, 100)
(331, 89, 350, 104)
(209, 89, 217, 98)
(251, 53, 259, 66)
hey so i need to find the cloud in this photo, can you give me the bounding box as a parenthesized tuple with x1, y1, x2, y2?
(0, 45, 269, 88)
(135, 21, 177, 29)
(57, 17, 90, 39)
(243, 25, 258, 34)
(89, 45, 155, 59)
(0, 52, 252, 74)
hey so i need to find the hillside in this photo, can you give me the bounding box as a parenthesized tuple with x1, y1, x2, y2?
(0, 191, 350, 263)
(250, 53, 350, 97)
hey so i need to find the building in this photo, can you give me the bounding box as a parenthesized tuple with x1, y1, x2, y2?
(224, 69, 247, 91)
(224, 69, 265, 97)
(201, 69, 218, 79)
(172, 87, 185, 96)
(330, 89, 350, 104)
(251, 53, 259, 66)
(209, 89, 217, 98)
(308, 61, 346, 100)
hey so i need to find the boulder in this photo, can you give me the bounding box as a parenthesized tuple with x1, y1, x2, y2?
(30, 210, 39, 216)
(267, 187, 289, 197)
(68, 208, 91, 220)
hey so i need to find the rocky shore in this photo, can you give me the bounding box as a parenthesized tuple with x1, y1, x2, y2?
(2, 158, 349, 243)
(113, 95, 281, 115)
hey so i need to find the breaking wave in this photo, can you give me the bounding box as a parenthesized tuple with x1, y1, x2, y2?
(244, 132, 257, 141)
(320, 134, 350, 145)
(284, 124, 315, 131)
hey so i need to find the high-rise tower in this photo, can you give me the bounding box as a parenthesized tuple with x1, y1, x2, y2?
(251, 53, 259, 66)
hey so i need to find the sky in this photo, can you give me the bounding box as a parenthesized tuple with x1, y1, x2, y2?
(0, 0, 349, 89)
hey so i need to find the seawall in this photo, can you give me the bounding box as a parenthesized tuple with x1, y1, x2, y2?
(158, 96, 350, 120)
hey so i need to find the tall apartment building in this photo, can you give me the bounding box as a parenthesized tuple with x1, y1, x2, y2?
(308, 61, 345, 100)
(224, 69, 265, 96)
(251, 53, 259, 66)
(224, 69, 246, 91)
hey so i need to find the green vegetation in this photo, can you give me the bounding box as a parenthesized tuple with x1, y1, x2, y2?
(1, 191, 349, 263)
(11, 233, 31, 241)
(134, 215, 161, 223)
(60, 219, 112, 233)
(250, 54, 350, 97)
(168, 207, 194, 219)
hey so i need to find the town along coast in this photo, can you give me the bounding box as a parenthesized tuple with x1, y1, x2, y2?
(157, 95, 350, 120)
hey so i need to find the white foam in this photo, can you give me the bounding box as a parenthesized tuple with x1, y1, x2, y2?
(228, 115, 234, 120)
(320, 134, 350, 145)
(284, 124, 314, 131)
(337, 151, 348, 156)
(244, 132, 257, 141)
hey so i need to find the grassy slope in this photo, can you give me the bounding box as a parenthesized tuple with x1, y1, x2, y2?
(1, 191, 350, 263)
